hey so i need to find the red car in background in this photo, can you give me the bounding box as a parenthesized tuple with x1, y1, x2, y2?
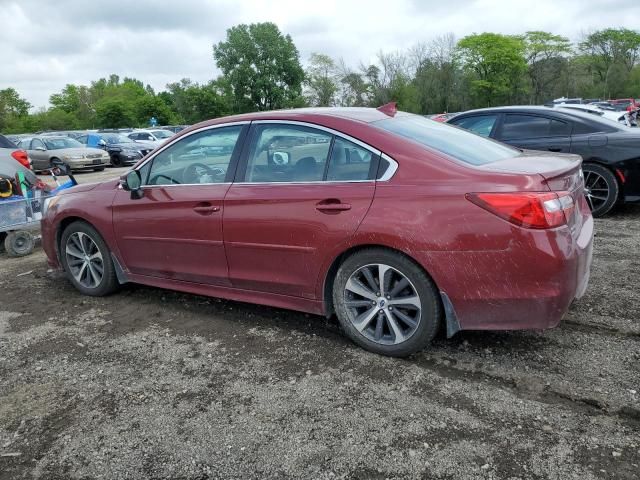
(41, 106, 593, 357)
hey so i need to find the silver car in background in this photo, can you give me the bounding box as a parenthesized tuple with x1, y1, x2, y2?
(17, 136, 109, 172)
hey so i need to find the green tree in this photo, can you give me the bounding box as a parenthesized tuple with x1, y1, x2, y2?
(134, 95, 175, 126)
(0, 88, 31, 132)
(456, 33, 527, 106)
(305, 53, 338, 106)
(523, 31, 572, 103)
(164, 78, 231, 123)
(213, 22, 305, 112)
(95, 98, 135, 128)
(579, 28, 640, 98)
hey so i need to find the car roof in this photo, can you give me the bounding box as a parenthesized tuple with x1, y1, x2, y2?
(449, 105, 623, 129)
(193, 107, 396, 129)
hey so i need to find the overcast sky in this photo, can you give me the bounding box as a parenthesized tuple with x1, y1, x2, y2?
(1, 0, 637, 108)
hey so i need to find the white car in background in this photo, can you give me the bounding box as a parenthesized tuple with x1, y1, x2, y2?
(555, 103, 627, 125)
(127, 129, 175, 147)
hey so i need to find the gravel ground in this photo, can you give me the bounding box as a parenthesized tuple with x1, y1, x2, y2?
(0, 169, 638, 479)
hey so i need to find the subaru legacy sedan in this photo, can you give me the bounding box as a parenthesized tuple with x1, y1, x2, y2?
(41, 107, 593, 357)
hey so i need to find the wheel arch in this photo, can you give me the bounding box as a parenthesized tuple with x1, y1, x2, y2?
(321, 243, 454, 324)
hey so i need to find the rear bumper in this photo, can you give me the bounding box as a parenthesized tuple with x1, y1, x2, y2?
(418, 218, 594, 332)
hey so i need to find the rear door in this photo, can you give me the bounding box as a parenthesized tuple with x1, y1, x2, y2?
(495, 114, 572, 153)
(223, 121, 379, 298)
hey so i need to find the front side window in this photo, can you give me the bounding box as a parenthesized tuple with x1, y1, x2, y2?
(145, 125, 242, 186)
(450, 114, 498, 137)
(244, 125, 332, 183)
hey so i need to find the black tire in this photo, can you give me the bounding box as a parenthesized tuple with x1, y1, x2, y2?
(60, 221, 118, 296)
(332, 248, 441, 357)
(93, 166, 105, 172)
(583, 163, 619, 218)
(4, 231, 35, 257)
(0, 232, 6, 253)
(110, 155, 123, 167)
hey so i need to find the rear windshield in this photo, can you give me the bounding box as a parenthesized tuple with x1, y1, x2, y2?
(0, 135, 17, 149)
(373, 114, 518, 165)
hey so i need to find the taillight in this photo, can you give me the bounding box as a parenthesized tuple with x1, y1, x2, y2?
(466, 191, 574, 229)
(11, 150, 31, 170)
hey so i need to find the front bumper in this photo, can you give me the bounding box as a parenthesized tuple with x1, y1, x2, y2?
(66, 158, 110, 169)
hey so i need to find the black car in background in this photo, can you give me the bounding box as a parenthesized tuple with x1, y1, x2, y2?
(75, 132, 155, 167)
(447, 106, 640, 216)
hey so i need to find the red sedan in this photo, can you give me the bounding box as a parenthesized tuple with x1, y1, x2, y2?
(41, 106, 593, 357)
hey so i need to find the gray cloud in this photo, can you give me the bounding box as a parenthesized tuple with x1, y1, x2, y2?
(0, 0, 637, 108)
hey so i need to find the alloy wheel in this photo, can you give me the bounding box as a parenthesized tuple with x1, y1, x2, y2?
(65, 232, 104, 289)
(583, 170, 610, 212)
(343, 263, 422, 345)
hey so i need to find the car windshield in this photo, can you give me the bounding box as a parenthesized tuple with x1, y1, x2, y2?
(43, 138, 83, 150)
(150, 130, 173, 139)
(374, 114, 518, 165)
(102, 133, 135, 144)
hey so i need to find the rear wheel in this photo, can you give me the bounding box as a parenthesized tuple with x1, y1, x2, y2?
(583, 163, 619, 217)
(333, 248, 441, 357)
(60, 221, 118, 296)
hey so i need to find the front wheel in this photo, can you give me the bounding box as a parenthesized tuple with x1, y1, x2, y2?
(110, 155, 123, 167)
(60, 221, 118, 296)
(583, 164, 619, 217)
(94, 166, 105, 172)
(333, 248, 441, 357)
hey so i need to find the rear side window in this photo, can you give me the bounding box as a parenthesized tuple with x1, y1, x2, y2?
(500, 114, 570, 140)
(450, 114, 498, 137)
(326, 137, 376, 181)
(374, 114, 518, 166)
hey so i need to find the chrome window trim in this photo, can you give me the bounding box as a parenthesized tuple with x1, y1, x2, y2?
(132, 119, 399, 186)
(248, 119, 398, 183)
(378, 153, 398, 181)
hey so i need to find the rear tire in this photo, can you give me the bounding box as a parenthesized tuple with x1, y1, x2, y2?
(60, 221, 118, 296)
(4, 231, 35, 257)
(583, 163, 619, 217)
(332, 248, 441, 357)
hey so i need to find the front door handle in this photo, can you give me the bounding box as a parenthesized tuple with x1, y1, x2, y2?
(193, 203, 220, 215)
(316, 200, 352, 212)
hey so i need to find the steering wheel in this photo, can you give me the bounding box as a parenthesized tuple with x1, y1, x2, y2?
(183, 163, 226, 184)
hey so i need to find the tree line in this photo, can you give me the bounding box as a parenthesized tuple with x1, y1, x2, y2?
(1, 23, 639, 134)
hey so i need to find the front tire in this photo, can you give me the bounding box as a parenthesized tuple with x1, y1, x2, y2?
(60, 221, 118, 296)
(583, 163, 619, 217)
(333, 248, 441, 357)
(110, 155, 123, 167)
(94, 166, 105, 172)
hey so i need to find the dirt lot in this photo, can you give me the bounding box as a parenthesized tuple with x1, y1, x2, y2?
(1, 168, 639, 479)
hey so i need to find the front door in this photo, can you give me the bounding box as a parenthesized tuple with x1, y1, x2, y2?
(224, 122, 378, 298)
(112, 124, 247, 285)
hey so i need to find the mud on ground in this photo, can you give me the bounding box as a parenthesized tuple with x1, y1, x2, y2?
(0, 205, 639, 479)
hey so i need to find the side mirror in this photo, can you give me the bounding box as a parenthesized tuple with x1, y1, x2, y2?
(121, 170, 143, 199)
(272, 151, 290, 165)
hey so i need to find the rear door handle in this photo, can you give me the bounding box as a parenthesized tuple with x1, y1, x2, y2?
(316, 201, 352, 212)
(193, 203, 220, 215)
